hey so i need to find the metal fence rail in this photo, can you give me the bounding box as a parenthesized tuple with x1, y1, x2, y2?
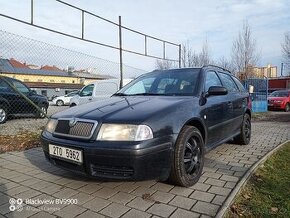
(0, 30, 149, 134)
(0, 0, 181, 86)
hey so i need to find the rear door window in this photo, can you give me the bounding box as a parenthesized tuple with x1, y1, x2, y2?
(232, 76, 246, 92)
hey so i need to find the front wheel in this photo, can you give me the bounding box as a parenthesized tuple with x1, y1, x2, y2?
(285, 103, 290, 112)
(233, 113, 251, 145)
(168, 126, 204, 187)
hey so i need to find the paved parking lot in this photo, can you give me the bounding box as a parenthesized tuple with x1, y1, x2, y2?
(0, 121, 289, 218)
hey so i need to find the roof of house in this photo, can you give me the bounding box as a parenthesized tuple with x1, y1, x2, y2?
(9, 58, 29, 69)
(40, 65, 62, 71)
(0, 58, 112, 79)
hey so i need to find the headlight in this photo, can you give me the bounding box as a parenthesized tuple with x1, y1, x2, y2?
(97, 124, 153, 141)
(45, 119, 58, 133)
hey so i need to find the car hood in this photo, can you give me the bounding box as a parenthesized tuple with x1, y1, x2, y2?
(268, 97, 287, 101)
(52, 96, 194, 123)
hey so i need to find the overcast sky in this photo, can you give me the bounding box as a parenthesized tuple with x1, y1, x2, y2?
(0, 0, 289, 75)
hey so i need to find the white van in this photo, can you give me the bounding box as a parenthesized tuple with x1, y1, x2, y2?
(70, 79, 132, 106)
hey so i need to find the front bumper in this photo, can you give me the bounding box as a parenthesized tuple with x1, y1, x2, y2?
(268, 103, 284, 110)
(41, 131, 176, 181)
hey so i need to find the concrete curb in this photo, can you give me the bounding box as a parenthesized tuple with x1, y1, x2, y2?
(216, 139, 290, 218)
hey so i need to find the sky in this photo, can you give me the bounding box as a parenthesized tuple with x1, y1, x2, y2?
(0, 0, 289, 76)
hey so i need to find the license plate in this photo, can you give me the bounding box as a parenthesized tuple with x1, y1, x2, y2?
(49, 144, 83, 164)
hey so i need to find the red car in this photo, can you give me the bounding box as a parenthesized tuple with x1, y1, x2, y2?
(268, 90, 290, 112)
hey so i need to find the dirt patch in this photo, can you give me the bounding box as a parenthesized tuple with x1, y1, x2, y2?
(0, 131, 41, 154)
(252, 111, 290, 122)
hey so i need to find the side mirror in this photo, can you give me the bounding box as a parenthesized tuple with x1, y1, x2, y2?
(207, 86, 228, 96)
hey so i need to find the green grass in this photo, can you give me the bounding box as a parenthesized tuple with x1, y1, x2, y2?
(227, 142, 290, 217)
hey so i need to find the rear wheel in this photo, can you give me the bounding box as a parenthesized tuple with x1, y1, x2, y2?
(0, 106, 8, 124)
(56, 100, 64, 106)
(37, 105, 47, 119)
(285, 103, 290, 112)
(233, 113, 251, 145)
(169, 126, 204, 187)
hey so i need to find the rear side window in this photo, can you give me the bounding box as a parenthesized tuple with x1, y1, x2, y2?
(205, 71, 222, 92)
(218, 73, 238, 92)
(232, 76, 246, 92)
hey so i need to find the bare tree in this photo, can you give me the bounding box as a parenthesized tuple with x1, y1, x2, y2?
(155, 40, 213, 70)
(180, 40, 213, 67)
(282, 32, 290, 74)
(155, 59, 176, 70)
(217, 56, 235, 73)
(198, 39, 211, 66)
(231, 20, 259, 78)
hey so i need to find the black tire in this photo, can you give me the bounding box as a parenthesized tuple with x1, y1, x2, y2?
(285, 103, 290, 112)
(70, 103, 76, 107)
(169, 126, 205, 187)
(56, 100, 64, 106)
(233, 113, 251, 145)
(37, 105, 47, 119)
(0, 105, 8, 124)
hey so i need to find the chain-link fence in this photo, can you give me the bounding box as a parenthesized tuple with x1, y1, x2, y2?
(244, 77, 268, 112)
(0, 30, 148, 135)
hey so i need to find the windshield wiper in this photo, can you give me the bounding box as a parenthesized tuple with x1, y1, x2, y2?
(128, 93, 166, 96)
(112, 93, 128, 96)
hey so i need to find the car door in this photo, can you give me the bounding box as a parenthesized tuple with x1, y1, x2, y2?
(200, 70, 229, 146)
(78, 84, 94, 105)
(218, 72, 242, 136)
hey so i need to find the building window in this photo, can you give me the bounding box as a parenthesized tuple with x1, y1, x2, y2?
(23, 79, 29, 82)
(61, 80, 65, 83)
(38, 79, 43, 82)
(72, 80, 75, 83)
(50, 80, 55, 83)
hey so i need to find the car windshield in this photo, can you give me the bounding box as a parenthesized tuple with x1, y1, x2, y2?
(116, 69, 200, 96)
(270, 91, 289, 97)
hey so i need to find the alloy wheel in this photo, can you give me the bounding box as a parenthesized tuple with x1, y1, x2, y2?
(0, 108, 6, 122)
(183, 136, 201, 176)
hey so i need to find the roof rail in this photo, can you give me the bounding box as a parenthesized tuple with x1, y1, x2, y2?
(202, 65, 232, 74)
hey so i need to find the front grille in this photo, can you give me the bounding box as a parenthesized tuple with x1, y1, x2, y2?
(90, 164, 134, 179)
(54, 119, 97, 139)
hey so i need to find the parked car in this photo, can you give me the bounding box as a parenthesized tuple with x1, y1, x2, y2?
(70, 79, 132, 107)
(268, 90, 290, 112)
(0, 76, 49, 124)
(52, 91, 79, 106)
(41, 66, 251, 187)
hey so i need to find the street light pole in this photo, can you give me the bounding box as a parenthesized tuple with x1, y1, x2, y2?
(281, 63, 284, 77)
